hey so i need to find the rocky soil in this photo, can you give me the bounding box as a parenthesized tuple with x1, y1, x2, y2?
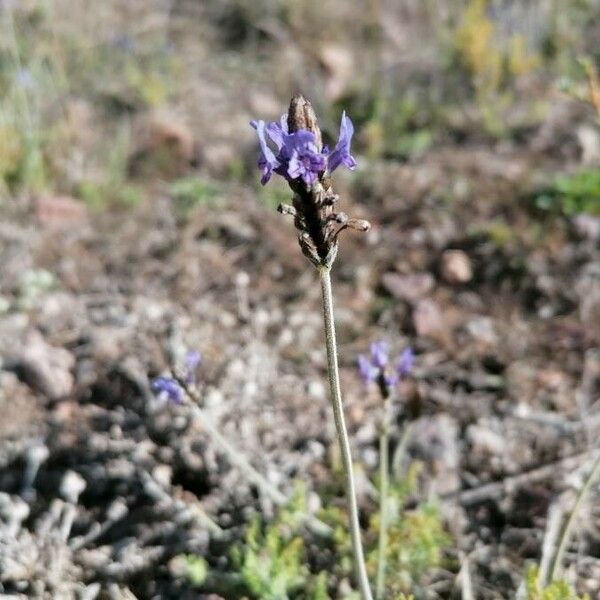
(1, 114, 600, 599)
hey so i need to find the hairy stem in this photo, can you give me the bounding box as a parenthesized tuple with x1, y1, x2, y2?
(319, 267, 373, 600)
(376, 396, 390, 599)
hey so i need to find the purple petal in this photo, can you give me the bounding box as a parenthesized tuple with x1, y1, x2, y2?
(384, 372, 399, 387)
(283, 130, 326, 185)
(301, 168, 319, 185)
(370, 341, 389, 369)
(287, 152, 303, 180)
(250, 119, 280, 185)
(328, 111, 357, 173)
(266, 118, 287, 151)
(185, 350, 201, 370)
(358, 355, 378, 385)
(282, 130, 317, 157)
(280, 113, 289, 134)
(397, 347, 414, 379)
(152, 377, 184, 404)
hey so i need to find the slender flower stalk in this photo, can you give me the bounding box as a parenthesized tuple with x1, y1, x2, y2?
(358, 342, 414, 598)
(376, 391, 391, 600)
(251, 94, 373, 598)
(320, 267, 373, 599)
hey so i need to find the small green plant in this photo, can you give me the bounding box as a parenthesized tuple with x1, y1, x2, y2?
(367, 463, 450, 597)
(318, 462, 451, 598)
(0, 7, 47, 193)
(378, 501, 450, 595)
(180, 487, 332, 599)
(169, 176, 221, 213)
(231, 515, 307, 599)
(525, 566, 589, 600)
(182, 554, 209, 587)
(467, 220, 516, 248)
(229, 487, 333, 599)
(535, 169, 600, 216)
(182, 473, 448, 599)
(230, 489, 309, 599)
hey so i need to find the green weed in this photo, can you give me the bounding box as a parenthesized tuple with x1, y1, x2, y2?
(180, 471, 450, 598)
(169, 176, 222, 213)
(524, 566, 589, 600)
(535, 169, 600, 216)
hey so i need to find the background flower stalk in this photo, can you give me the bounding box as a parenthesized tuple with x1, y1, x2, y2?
(357, 342, 414, 598)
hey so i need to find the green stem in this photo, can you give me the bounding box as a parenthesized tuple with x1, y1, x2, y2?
(319, 267, 373, 600)
(376, 396, 390, 599)
(548, 450, 600, 582)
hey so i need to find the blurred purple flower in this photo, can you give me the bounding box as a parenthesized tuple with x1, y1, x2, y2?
(250, 110, 357, 186)
(397, 347, 414, 379)
(358, 342, 414, 393)
(370, 341, 389, 369)
(151, 377, 184, 404)
(358, 354, 379, 385)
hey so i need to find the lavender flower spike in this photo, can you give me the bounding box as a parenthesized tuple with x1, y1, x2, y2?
(328, 111, 357, 173)
(152, 377, 184, 405)
(250, 119, 280, 185)
(251, 94, 369, 268)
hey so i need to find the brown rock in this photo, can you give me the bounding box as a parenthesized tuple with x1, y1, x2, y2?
(16, 330, 75, 400)
(413, 298, 445, 340)
(35, 195, 88, 229)
(409, 414, 460, 495)
(0, 372, 41, 438)
(440, 250, 473, 285)
(382, 272, 435, 303)
(129, 110, 196, 178)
